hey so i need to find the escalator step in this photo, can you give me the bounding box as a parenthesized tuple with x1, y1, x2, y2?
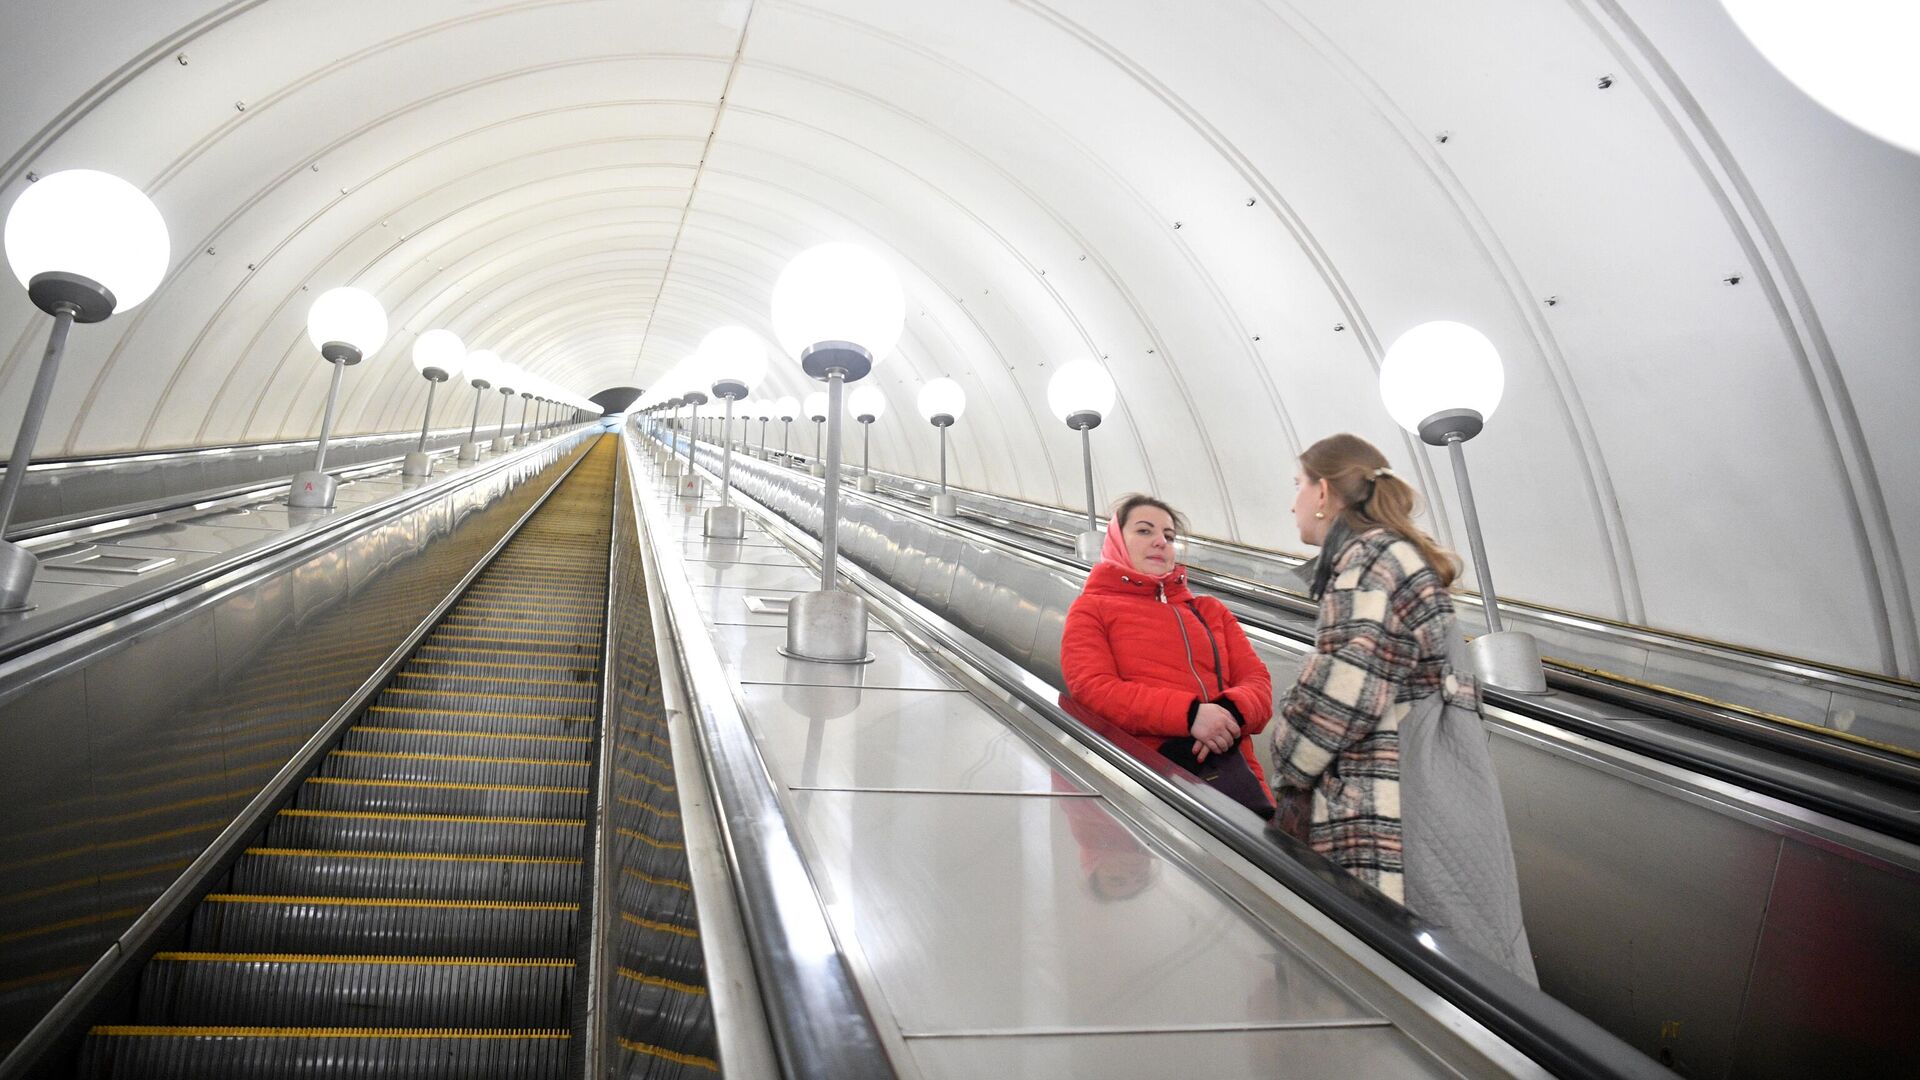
(387, 670, 598, 699)
(403, 654, 599, 682)
(420, 623, 603, 648)
(76, 1026, 567, 1080)
(135, 954, 573, 1028)
(318, 749, 590, 787)
(293, 776, 588, 819)
(369, 690, 595, 721)
(264, 808, 585, 858)
(441, 613, 604, 635)
(338, 725, 592, 762)
(230, 847, 581, 902)
(188, 895, 576, 956)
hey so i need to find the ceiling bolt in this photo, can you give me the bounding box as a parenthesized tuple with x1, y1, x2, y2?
(1147, 347, 1156, 354)
(1543, 295, 1560, 306)
(1078, 254, 1087, 261)
(1172, 221, 1183, 230)
(25, 171, 38, 182)
(205, 246, 215, 255)
(177, 52, 190, 66)
(1435, 132, 1452, 144)
(1251, 334, 1262, 341)
(1246, 197, 1257, 207)
(1597, 74, 1615, 90)
(1723, 274, 1743, 285)
(1333, 323, 1347, 332)
(310, 163, 320, 172)
(235, 101, 246, 112)
(247, 263, 256, 270)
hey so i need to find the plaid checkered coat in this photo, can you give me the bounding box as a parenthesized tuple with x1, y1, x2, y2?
(1270, 527, 1479, 902)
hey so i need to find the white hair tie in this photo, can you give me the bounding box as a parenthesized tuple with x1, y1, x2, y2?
(1370, 466, 1395, 481)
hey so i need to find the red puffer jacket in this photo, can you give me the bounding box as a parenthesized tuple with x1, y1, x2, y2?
(1060, 560, 1274, 785)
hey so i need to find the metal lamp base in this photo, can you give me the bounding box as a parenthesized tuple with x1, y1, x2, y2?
(704, 505, 745, 538)
(401, 451, 432, 478)
(856, 476, 878, 494)
(677, 475, 706, 498)
(0, 540, 39, 613)
(287, 470, 338, 509)
(809, 463, 826, 478)
(457, 441, 481, 463)
(1074, 530, 1104, 562)
(490, 437, 512, 454)
(1469, 630, 1551, 695)
(931, 493, 958, 517)
(779, 589, 873, 664)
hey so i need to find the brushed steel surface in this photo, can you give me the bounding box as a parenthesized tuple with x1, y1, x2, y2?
(714, 623, 960, 691)
(791, 789, 1376, 1034)
(904, 1026, 1450, 1080)
(1490, 731, 1780, 1075)
(681, 540, 806, 567)
(680, 560, 825, 591)
(1729, 840, 1920, 1079)
(692, 585, 890, 631)
(741, 684, 1086, 794)
(98, 522, 272, 553)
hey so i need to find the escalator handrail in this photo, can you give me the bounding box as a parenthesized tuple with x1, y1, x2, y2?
(619, 434, 896, 1079)
(0, 431, 591, 668)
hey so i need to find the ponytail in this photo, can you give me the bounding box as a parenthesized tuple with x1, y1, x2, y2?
(1300, 434, 1459, 586)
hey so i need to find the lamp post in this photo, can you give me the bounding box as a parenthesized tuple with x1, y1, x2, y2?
(804, 390, 829, 477)
(457, 350, 496, 463)
(774, 396, 798, 464)
(1, 169, 169, 612)
(678, 383, 708, 498)
(513, 389, 532, 447)
(1379, 320, 1548, 695)
(917, 377, 966, 517)
(1048, 358, 1117, 561)
(488, 365, 517, 454)
(770, 241, 905, 664)
(698, 326, 770, 539)
(662, 396, 687, 475)
(850, 384, 886, 494)
(288, 287, 388, 509)
(755, 409, 771, 460)
(404, 329, 464, 479)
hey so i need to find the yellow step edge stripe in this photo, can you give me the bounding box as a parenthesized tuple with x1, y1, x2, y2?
(153, 952, 573, 968)
(330, 749, 589, 768)
(431, 630, 602, 645)
(422, 638, 597, 654)
(369, 705, 593, 722)
(306, 778, 588, 795)
(615, 967, 706, 996)
(408, 657, 595, 674)
(382, 687, 595, 705)
(351, 726, 592, 745)
(616, 1037, 719, 1071)
(393, 672, 595, 690)
(615, 767, 676, 794)
(620, 867, 691, 892)
(204, 894, 578, 911)
(616, 795, 680, 820)
(279, 808, 584, 827)
(619, 911, 699, 939)
(614, 826, 684, 852)
(244, 848, 579, 865)
(89, 1026, 570, 1039)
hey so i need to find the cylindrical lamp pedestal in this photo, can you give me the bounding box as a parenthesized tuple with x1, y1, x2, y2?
(677, 475, 705, 498)
(457, 442, 481, 464)
(931, 493, 957, 517)
(779, 589, 873, 664)
(704, 505, 745, 539)
(402, 451, 432, 479)
(490, 436, 512, 454)
(1074, 531, 1103, 562)
(0, 541, 38, 613)
(663, 457, 684, 477)
(1470, 630, 1551, 695)
(856, 476, 878, 494)
(287, 471, 338, 509)
(810, 462, 826, 478)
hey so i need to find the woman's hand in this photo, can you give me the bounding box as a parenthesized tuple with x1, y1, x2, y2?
(1190, 702, 1241, 761)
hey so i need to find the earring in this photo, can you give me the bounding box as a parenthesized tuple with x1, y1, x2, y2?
(1314, 510, 1325, 520)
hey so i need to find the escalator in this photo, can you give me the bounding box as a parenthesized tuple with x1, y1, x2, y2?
(66, 436, 651, 1078)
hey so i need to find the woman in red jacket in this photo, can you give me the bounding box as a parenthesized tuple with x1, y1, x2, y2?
(1060, 494, 1275, 815)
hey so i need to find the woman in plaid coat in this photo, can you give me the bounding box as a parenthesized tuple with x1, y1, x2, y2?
(1270, 434, 1534, 982)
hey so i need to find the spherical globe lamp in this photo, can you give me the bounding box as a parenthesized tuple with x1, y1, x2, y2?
(917, 377, 967, 425)
(804, 391, 829, 422)
(305, 286, 388, 365)
(465, 349, 498, 389)
(1378, 320, 1504, 446)
(1719, 1, 1920, 155)
(700, 325, 770, 399)
(411, 329, 465, 382)
(774, 395, 799, 422)
(1047, 359, 1116, 430)
(5, 168, 170, 321)
(770, 241, 905, 380)
(849, 384, 887, 422)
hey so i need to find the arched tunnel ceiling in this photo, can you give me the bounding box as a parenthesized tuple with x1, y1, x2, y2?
(1, 1, 1916, 678)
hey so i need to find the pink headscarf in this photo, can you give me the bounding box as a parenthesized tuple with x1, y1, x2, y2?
(1100, 510, 1182, 583)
